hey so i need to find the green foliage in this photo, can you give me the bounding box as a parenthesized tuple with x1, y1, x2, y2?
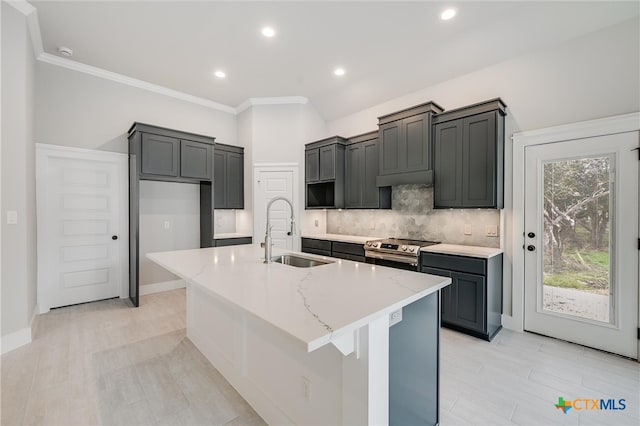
(544, 249, 609, 291)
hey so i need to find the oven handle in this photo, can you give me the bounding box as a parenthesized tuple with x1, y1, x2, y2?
(364, 250, 419, 265)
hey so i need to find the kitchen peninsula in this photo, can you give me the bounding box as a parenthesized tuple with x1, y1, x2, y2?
(148, 245, 450, 425)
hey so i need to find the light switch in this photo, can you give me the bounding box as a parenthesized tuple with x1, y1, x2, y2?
(486, 225, 498, 237)
(464, 224, 472, 235)
(314, 219, 319, 227)
(7, 211, 18, 225)
(163, 221, 171, 230)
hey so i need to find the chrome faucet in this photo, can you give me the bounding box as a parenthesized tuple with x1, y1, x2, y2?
(262, 196, 295, 263)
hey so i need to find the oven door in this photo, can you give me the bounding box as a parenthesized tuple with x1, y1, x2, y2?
(365, 251, 419, 271)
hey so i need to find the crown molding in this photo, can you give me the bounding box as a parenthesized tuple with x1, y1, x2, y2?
(7, 0, 311, 116)
(235, 96, 310, 114)
(38, 53, 237, 114)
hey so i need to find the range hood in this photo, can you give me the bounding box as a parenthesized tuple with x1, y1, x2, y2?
(376, 169, 433, 187)
(375, 101, 443, 188)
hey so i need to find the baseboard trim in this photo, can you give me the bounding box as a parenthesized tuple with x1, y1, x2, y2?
(139, 279, 186, 296)
(30, 304, 40, 339)
(502, 315, 523, 332)
(1, 328, 32, 354)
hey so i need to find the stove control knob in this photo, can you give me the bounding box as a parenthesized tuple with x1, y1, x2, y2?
(401, 245, 407, 251)
(409, 247, 415, 253)
(366, 242, 372, 247)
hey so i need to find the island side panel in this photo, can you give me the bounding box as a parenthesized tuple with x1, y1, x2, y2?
(188, 283, 356, 425)
(389, 292, 439, 426)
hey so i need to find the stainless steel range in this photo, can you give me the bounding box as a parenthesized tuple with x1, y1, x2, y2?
(364, 238, 440, 270)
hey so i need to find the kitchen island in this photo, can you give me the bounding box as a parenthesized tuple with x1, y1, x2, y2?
(148, 245, 450, 425)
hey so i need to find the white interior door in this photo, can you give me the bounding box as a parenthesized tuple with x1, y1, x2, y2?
(37, 145, 128, 311)
(523, 132, 638, 358)
(254, 168, 296, 251)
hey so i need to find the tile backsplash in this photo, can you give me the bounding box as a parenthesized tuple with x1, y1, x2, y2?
(214, 210, 236, 234)
(327, 185, 501, 248)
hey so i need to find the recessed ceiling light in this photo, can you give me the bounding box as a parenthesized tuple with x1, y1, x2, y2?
(334, 67, 346, 76)
(57, 46, 73, 57)
(440, 8, 456, 20)
(214, 70, 226, 79)
(261, 27, 276, 38)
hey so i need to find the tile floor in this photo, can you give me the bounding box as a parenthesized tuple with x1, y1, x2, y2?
(1, 288, 638, 425)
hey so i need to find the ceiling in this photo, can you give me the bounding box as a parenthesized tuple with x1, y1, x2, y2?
(32, 1, 639, 120)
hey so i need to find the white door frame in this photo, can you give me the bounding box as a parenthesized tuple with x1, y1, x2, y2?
(252, 163, 300, 252)
(510, 113, 640, 336)
(36, 143, 129, 313)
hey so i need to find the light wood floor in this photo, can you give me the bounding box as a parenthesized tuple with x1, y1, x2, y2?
(1, 289, 638, 425)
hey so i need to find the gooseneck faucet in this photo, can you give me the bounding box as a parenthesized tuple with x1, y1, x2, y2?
(263, 196, 295, 263)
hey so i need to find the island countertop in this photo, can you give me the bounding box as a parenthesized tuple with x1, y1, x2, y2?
(148, 245, 450, 352)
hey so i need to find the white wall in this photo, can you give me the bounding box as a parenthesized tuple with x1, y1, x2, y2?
(35, 62, 237, 153)
(239, 102, 329, 240)
(1, 3, 37, 339)
(138, 181, 200, 287)
(326, 18, 640, 317)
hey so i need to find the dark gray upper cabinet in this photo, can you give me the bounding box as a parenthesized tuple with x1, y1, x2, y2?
(214, 144, 244, 210)
(181, 140, 213, 180)
(345, 131, 391, 209)
(128, 122, 217, 307)
(305, 136, 346, 209)
(305, 149, 320, 182)
(376, 102, 444, 187)
(141, 133, 180, 177)
(433, 98, 506, 209)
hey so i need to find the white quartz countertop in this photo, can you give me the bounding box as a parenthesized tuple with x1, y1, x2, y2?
(148, 245, 450, 352)
(214, 233, 252, 239)
(421, 243, 503, 259)
(301, 233, 384, 244)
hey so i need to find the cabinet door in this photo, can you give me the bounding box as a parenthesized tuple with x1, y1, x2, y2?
(451, 272, 486, 333)
(141, 133, 179, 177)
(305, 149, 320, 182)
(214, 150, 227, 208)
(226, 152, 244, 209)
(345, 144, 362, 208)
(319, 145, 336, 180)
(180, 140, 212, 180)
(361, 139, 381, 208)
(379, 121, 403, 175)
(434, 119, 464, 208)
(403, 113, 429, 172)
(462, 112, 496, 207)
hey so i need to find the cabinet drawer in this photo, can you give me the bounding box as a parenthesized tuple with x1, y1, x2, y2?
(332, 241, 364, 257)
(331, 252, 365, 263)
(421, 253, 485, 275)
(301, 238, 332, 252)
(301, 247, 332, 257)
(214, 237, 252, 247)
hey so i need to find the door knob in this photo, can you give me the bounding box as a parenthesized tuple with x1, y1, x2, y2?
(527, 245, 535, 251)
(112, 235, 118, 240)
(527, 232, 535, 238)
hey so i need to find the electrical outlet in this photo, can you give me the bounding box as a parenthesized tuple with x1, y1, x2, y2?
(389, 308, 403, 326)
(163, 221, 171, 230)
(486, 225, 498, 237)
(314, 219, 319, 227)
(464, 224, 472, 235)
(6, 210, 18, 225)
(302, 377, 312, 401)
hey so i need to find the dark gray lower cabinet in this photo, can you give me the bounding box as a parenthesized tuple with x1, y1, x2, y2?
(213, 237, 252, 247)
(301, 238, 332, 257)
(421, 252, 503, 341)
(300, 238, 366, 261)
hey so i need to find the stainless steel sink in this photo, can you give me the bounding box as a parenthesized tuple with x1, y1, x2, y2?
(271, 254, 334, 268)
